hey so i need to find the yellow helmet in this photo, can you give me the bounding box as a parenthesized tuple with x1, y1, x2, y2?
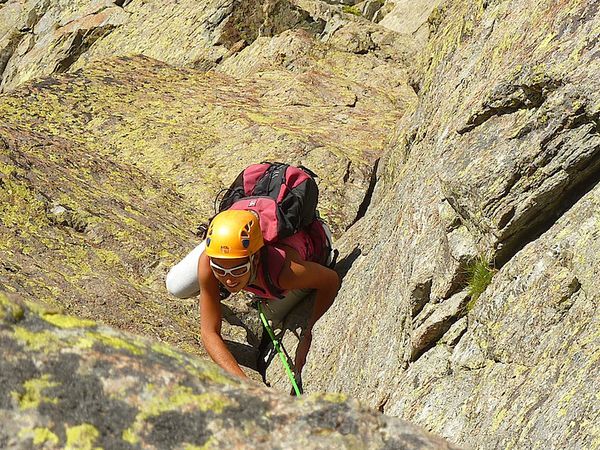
(205, 210, 264, 258)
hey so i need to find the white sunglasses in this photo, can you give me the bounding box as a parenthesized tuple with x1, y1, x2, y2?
(209, 259, 251, 278)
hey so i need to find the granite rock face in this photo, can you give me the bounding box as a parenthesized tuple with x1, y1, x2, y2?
(0, 49, 412, 370)
(0, 0, 598, 447)
(0, 0, 419, 93)
(0, 293, 459, 450)
(0, 40, 415, 235)
(302, 0, 600, 448)
(0, 0, 325, 92)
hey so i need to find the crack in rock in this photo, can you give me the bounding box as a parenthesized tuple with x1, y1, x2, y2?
(458, 73, 563, 135)
(0, 32, 24, 81)
(347, 158, 379, 229)
(410, 290, 470, 362)
(54, 24, 119, 73)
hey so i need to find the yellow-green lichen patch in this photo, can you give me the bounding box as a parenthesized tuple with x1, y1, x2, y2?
(185, 363, 238, 387)
(58, 244, 94, 280)
(491, 408, 508, 432)
(0, 165, 49, 236)
(13, 326, 62, 352)
(150, 342, 186, 364)
(122, 427, 138, 445)
(0, 294, 24, 323)
(42, 312, 97, 329)
(18, 427, 60, 446)
(122, 385, 233, 443)
(325, 392, 348, 403)
(35, 427, 60, 445)
(145, 385, 232, 415)
(75, 335, 97, 350)
(342, 5, 361, 16)
(185, 437, 217, 450)
(65, 423, 101, 450)
(12, 374, 60, 410)
(94, 247, 122, 268)
(86, 331, 146, 355)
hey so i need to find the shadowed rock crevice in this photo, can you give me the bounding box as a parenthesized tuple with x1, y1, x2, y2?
(348, 158, 380, 228)
(458, 74, 563, 134)
(496, 167, 600, 267)
(0, 32, 24, 79)
(410, 290, 470, 362)
(217, 0, 325, 49)
(495, 112, 600, 266)
(55, 25, 119, 73)
(410, 278, 432, 318)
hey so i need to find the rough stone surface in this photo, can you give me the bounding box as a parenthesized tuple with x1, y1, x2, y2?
(0, 0, 598, 448)
(0, 293, 458, 450)
(0, 52, 413, 236)
(378, 0, 442, 41)
(0, 51, 412, 383)
(302, 0, 600, 448)
(0, 0, 418, 93)
(0, 0, 325, 92)
(410, 290, 470, 361)
(0, 121, 203, 356)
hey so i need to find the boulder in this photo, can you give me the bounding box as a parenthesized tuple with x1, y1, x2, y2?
(0, 293, 459, 449)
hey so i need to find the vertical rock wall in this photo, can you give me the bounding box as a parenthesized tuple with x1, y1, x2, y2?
(303, 0, 600, 448)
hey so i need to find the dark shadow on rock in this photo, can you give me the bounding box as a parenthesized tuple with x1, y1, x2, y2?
(223, 340, 259, 371)
(220, 302, 261, 347)
(219, 301, 264, 374)
(334, 246, 362, 280)
(347, 158, 379, 229)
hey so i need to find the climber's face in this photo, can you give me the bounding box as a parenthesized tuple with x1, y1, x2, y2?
(209, 256, 253, 293)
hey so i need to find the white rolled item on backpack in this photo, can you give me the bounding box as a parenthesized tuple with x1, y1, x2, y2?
(165, 240, 206, 299)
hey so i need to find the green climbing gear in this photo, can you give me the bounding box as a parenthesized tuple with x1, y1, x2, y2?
(258, 303, 302, 396)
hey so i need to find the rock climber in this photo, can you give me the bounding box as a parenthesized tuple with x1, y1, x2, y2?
(166, 209, 340, 380)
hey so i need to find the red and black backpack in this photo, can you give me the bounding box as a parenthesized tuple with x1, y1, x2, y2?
(205, 162, 334, 298)
(217, 162, 319, 243)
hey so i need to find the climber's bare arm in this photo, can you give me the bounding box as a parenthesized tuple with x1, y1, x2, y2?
(278, 249, 341, 371)
(198, 252, 247, 379)
(278, 249, 341, 329)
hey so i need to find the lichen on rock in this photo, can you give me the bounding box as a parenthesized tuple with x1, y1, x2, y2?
(302, 0, 600, 448)
(0, 293, 457, 449)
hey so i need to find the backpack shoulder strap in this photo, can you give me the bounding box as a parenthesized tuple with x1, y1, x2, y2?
(259, 247, 285, 299)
